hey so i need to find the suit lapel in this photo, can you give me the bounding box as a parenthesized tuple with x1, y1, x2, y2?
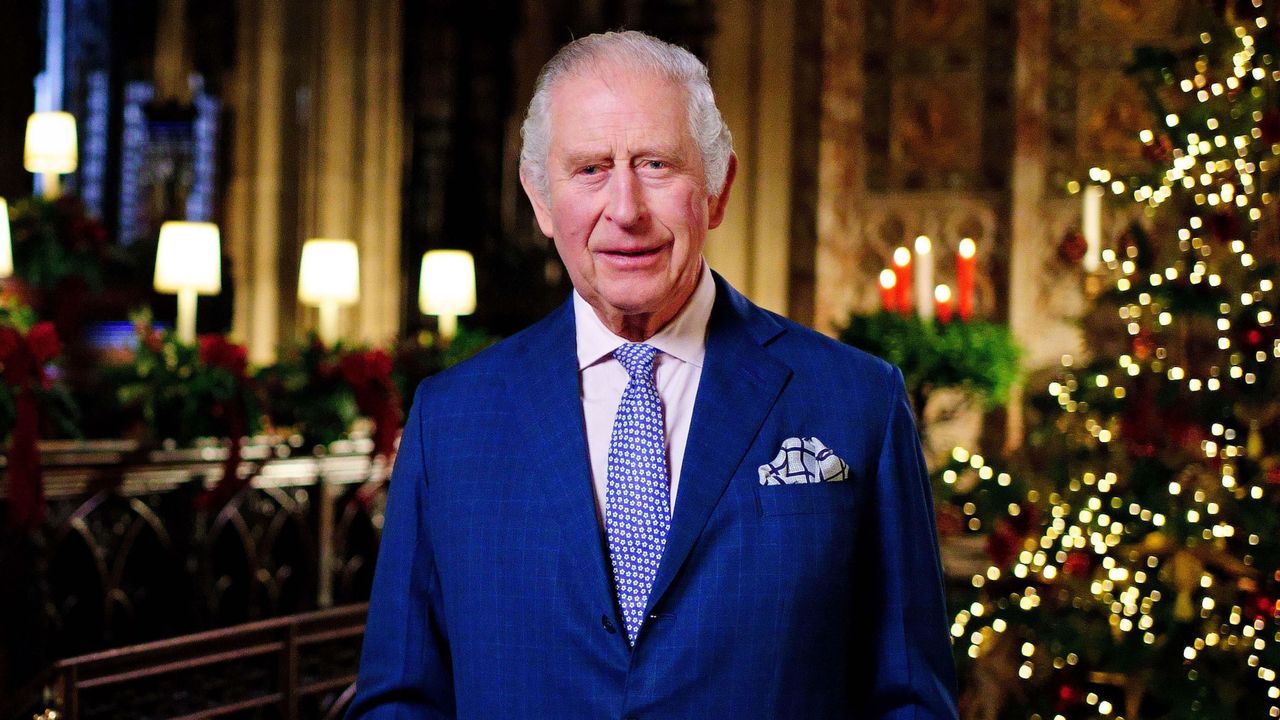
(508, 279, 794, 626)
(644, 274, 792, 616)
(508, 300, 619, 617)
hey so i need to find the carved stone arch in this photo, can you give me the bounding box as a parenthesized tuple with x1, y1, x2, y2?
(940, 203, 1000, 316)
(863, 208, 911, 263)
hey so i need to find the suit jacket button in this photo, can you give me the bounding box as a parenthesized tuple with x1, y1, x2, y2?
(601, 614, 617, 634)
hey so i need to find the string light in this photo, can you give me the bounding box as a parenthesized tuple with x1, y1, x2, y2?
(955, 15, 1279, 717)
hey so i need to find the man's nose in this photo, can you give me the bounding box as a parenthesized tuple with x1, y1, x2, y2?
(604, 167, 646, 228)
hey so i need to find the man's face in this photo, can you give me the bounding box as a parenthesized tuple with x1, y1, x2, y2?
(522, 64, 734, 336)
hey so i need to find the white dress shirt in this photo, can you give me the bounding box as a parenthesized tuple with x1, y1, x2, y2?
(574, 261, 716, 523)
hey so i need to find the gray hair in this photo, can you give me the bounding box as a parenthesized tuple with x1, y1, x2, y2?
(519, 31, 733, 201)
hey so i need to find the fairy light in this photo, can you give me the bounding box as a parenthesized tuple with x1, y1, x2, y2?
(974, 23, 1280, 712)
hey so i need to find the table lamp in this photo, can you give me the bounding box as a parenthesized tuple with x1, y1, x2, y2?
(419, 250, 475, 342)
(298, 238, 360, 346)
(25, 112, 78, 199)
(0, 198, 12, 279)
(153, 221, 221, 344)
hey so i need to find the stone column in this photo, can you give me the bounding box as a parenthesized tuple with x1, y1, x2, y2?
(749, 0, 796, 316)
(708, 0, 755, 292)
(356, 0, 404, 344)
(227, 0, 286, 365)
(708, 0, 795, 317)
(313, 0, 357, 239)
(227, 0, 403, 358)
(301, 0, 402, 345)
(1005, 0, 1052, 449)
(152, 0, 192, 103)
(303, 0, 358, 341)
(815, 0, 865, 333)
(225, 0, 252, 351)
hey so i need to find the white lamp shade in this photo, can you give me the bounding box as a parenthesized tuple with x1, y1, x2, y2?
(24, 112, 78, 174)
(154, 221, 222, 294)
(419, 250, 476, 316)
(0, 198, 12, 278)
(298, 238, 360, 306)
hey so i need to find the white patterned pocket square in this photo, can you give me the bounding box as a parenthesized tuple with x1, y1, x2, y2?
(758, 437, 849, 485)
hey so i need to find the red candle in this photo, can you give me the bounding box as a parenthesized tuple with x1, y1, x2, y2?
(892, 246, 912, 314)
(956, 238, 976, 321)
(879, 269, 898, 313)
(934, 284, 953, 323)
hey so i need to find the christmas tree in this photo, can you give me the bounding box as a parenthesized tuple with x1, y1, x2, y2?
(944, 3, 1280, 718)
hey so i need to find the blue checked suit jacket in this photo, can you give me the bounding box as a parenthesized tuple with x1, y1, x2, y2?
(348, 273, 958, 719)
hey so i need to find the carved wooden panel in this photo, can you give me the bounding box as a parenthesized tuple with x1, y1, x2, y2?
(863, 0, 1015, 192)
(1079, 0, 1182, 38)
(198, 482, 318, 625)
(0, 442, 386, 699)
(1045, 0, 1193, 189)
(1076, 72, 1153, 163)
(890, 74, 986, 188)
(893, 0, 984, 43)
(45, 490, 191, 657)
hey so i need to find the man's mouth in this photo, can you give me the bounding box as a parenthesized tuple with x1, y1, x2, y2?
(601, 246, 663, 257)
(596, 244, 668, 270)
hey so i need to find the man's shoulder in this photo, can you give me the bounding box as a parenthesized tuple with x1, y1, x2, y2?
(709, 274, 901, 406)
(762, 310, 898, 388)
(410, 305, 566, 404)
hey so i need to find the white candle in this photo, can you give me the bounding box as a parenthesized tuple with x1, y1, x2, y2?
(914, 235, 934, 320)
(1082, 185, 1104, 272)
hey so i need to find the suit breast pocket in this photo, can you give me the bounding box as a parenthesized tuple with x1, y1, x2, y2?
(755, 480, 858, 517)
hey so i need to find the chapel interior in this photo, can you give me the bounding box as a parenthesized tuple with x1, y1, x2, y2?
(2, 0, 1276, 718)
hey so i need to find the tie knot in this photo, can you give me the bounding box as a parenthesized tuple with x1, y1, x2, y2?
(613, 343, 660, 379)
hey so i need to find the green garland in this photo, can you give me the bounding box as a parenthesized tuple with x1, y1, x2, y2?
(837, 311, 1021, 411)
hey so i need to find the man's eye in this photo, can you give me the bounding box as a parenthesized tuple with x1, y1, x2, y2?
(580, 165, 600, 176)
(644, 160, 667, 170)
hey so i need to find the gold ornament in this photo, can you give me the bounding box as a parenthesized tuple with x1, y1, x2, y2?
(1247, 422, 1263, 460)
(1141, 531, 1170, 553)
(1235, 400, 1279, 460)
(1170, 550, 1204, 622)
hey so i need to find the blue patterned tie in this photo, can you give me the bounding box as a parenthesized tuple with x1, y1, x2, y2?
(605, 343, 672, 646)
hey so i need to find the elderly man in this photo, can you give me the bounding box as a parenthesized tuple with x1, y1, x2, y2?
(349, 30, 957, 719)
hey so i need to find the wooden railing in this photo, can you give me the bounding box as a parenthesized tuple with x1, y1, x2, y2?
(22, 603, 367, 720)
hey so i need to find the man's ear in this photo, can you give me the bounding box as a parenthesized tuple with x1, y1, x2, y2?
(706, 152, 738, 230)
(520, 169, 556, 239)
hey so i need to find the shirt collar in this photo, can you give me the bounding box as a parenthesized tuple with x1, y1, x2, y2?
(574, 261, 716, 371)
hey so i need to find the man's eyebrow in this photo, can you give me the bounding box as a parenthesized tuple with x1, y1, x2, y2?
(630, 143, 684, 158)
(560, 148, 611, 167)
(557, 144, 686, 169)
